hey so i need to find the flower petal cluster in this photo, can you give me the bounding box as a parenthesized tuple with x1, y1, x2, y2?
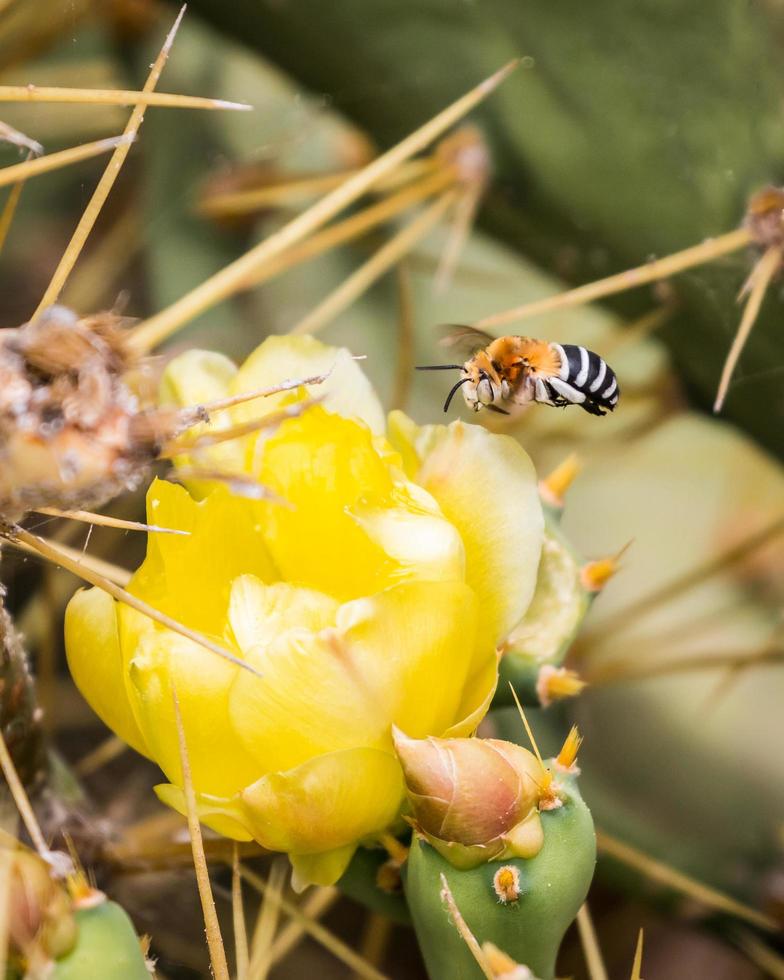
(65, 336, 543, 886)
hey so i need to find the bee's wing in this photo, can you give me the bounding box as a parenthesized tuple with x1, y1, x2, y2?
(437, 323, 496, 357)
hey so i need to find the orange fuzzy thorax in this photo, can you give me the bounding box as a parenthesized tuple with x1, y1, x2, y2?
(464, 336, 561, 387)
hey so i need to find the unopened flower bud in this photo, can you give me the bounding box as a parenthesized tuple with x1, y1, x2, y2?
(393, 730, 547, 869)
(5, 847, 77, 966)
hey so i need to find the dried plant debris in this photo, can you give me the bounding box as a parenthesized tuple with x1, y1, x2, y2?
(0, 305, 186, 521)
(0, 590, 47, 793)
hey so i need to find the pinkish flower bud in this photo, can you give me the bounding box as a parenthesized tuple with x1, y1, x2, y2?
(393, 730, 548, 869)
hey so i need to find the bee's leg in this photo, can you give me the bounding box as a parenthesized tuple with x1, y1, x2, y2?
(535, 378, 556, 405)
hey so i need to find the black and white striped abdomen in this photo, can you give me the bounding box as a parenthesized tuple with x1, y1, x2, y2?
(545, 344, 619, 416)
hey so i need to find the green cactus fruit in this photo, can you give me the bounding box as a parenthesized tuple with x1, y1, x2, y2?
(404, 769, 595, 980)
(495, 521, 592, 709)
(52, 898, 151, 980)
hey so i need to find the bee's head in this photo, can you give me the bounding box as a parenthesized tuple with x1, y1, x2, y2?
(460, 364, 502, 412)
(416, 355, 509, 415)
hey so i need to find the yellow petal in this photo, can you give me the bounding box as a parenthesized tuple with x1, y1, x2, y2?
(64, 588, 150, 758)
(239, 747, 404, 860)
(348, 481, 464, 585)
(250, 408, 465, 601)
(249, 408, 404, 600)
(125, 627, 261, 798)
(130, 478, 276, 637)
(228, 581, 483, 774)
(290, 846, 356, 891)
(335, 581, 487, 740)
(160, 348, 236, 407)
(442, 653, 499, 738)
(228, 575, 338, 652)
(391, 413, 544, 643)
(160, 349, 244, 490)
(154, 783, 253, 841)
(231, 334, 385, 434)
(228, 626, 386, 774)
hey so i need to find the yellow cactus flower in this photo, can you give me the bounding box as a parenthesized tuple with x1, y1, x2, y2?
(65, 335, 544, 887)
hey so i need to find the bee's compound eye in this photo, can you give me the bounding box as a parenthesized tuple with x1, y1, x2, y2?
(477, 377, 495, 405)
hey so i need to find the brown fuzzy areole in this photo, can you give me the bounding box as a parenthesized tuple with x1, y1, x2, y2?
(0, 306, 182, 521)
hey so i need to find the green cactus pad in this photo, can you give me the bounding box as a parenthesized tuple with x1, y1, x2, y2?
(404, 774, 595, 980)
(52, 900, 151, 980)
(495, 523, 590, 708)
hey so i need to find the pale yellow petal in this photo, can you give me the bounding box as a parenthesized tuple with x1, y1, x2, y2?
(290, 846, 356, 891)
(231, 334, 385, 433)
(228, 628, 385, 774)
(228, 575, 338, 652)
(348, 482, 464, 585)
(442, 654, 499, 738)
(335, 581, 488, 739)
(239, 748, 404, 860)
(160, 348, 236, 407)
(160, 349, 244, 489)
(64, 588, 150, 757)
(130, 478, 276, 636)
(154, 783, 253, 841)
(393, 414, 544, 642)
(125, 627, 261, 798)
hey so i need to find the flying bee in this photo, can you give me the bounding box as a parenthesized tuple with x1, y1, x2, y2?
(416, 326, 620, 417)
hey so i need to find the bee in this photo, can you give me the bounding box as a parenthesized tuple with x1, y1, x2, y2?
(416, 327, 620, 417)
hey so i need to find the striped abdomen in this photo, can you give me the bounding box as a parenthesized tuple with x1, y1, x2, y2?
(543, 344, 619, 416)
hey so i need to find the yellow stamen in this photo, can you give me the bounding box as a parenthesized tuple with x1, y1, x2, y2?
(538, 453, 582, 509)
